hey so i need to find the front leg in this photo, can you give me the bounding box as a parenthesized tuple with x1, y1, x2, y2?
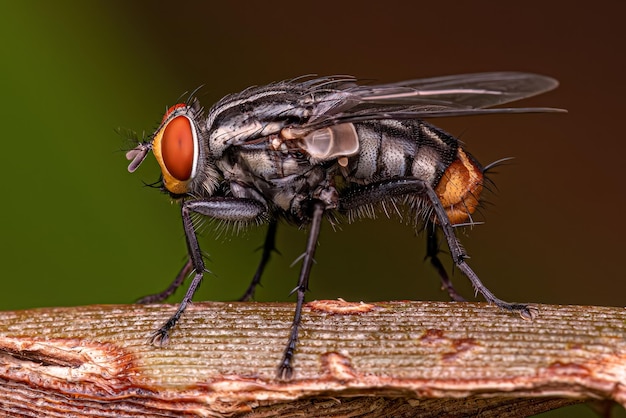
(148, 197, 268, 346)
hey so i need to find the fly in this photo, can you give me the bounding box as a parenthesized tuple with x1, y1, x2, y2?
(125, 72, 562, 379)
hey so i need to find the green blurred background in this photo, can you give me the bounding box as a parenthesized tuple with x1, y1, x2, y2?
(2, 2, 625, 416)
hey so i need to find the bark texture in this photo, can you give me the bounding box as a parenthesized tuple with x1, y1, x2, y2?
(0, 300, 624, 417)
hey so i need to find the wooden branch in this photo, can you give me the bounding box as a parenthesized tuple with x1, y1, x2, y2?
(0, 300, 624, 417)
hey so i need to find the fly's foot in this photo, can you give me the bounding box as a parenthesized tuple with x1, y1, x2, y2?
(238, 285, 260, 302)
(147, 318, 178, 347)
(277, 361, 294, 381)
(147, 328, 171, 347)
(518, 305, 539, 321)
(496, 301, 539, 321)
(277, 342, 297, 380)
(443, 284, 467, 302)
(137, 293, 167, 304)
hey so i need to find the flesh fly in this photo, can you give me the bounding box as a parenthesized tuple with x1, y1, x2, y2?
(126, 72, 561, 379)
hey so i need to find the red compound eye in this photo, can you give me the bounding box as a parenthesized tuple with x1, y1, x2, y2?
(161, 116, 194, 181)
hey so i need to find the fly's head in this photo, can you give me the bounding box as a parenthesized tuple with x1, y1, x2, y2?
(126, 99, 219, 198)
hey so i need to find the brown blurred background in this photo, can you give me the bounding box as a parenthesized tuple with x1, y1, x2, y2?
(1, 2, 624, 415)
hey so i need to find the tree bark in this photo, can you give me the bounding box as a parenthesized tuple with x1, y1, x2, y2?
(0, 300, 624, 417)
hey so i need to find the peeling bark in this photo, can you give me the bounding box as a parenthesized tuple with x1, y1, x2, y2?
(0, 301, 624, 417)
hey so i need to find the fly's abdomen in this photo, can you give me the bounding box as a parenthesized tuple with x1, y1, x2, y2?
(348, 120, 484, 224)
(349, 120, 457, 184)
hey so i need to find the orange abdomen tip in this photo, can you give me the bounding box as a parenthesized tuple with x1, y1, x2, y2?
(435, 149, 484, 225)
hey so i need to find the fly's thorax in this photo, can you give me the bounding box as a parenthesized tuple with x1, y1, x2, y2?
(220, 143, 333, 214)
(151, 102, 219, 197)
(204, 83, 325, 158)
(225, 146, 305, 181)
(434, 148, 484, 224)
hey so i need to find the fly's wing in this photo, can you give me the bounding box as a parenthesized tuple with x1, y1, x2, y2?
(352, 72, 559, 108)
(303, 72, 563, 131)
(290, 72, 563, 162)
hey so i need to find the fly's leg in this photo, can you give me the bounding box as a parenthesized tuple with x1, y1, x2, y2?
(340, 178, 536, 319)
(142, 213, 276, 305)
(137, 258, 194, 304)
(422, 183, 536, 318)
(425, 225, 466, 302)
(239, 220, 278, 301)
(148, 197, 268, 346)
(277, 200, 325, 380)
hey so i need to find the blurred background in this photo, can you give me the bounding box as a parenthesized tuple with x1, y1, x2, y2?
(2, 2, 624, 416)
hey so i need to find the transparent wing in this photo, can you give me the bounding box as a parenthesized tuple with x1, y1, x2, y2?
(349, 72, 559, 109)
(312, 106, 564, 129)
(300, 72, 563, 131)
